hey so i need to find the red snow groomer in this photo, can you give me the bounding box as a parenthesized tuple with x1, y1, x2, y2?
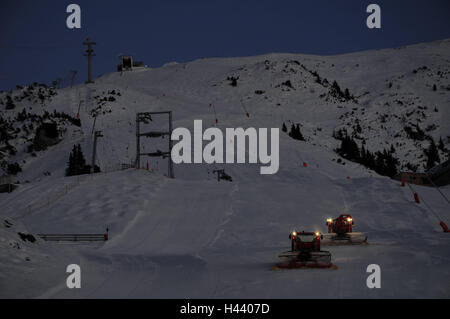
(322, 214, 368, 245)
(275, 231, 334, 269)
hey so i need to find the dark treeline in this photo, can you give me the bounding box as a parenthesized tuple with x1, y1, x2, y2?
(282, 122, 305, 141)
(66, 144, 100, 176)
(334, 129, 398, 177)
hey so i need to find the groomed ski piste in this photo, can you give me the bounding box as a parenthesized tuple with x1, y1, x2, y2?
(1, 39, 449, 298)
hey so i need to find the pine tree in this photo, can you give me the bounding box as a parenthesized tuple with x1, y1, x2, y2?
(288, 124, 304, 141)
(360, 145, 367, 164)
(7, 162, 22, 175)
(66, 145, 77, 176)
(390, 144, 396, 154)
(344, 88, 351, 100)
(337, 136, 359, 161)
(77, 144, 88, 173)
(288, 124, 295, 138)
(374, 151, 386, 176)
(333, 128, 347, 141)
(330, 80, 344, 98)
(438, 137, 445, 152)
(66, 144, 89, 176)
(332, 81, 340, 92)
(295, 124, 305, 141)
(77, 144, 85, 168)
(282, 122, 287, 133)
(425, 139, 440, 170)
(384, 152, 398, 177)
(5, 95, 15, 110)
(366, 150, 376, 170)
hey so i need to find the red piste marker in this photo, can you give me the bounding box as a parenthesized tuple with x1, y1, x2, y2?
(414, 193, 420, 204)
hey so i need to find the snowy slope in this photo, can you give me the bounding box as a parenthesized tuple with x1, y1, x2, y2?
(0, 39, 450, 298)
(1, 39, 450, 181)
(4, 164, 450, 298)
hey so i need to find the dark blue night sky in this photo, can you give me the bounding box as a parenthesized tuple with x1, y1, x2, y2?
(1, 0, 449, 91)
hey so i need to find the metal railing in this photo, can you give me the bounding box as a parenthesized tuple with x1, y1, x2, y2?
(37, 233, 108, 242)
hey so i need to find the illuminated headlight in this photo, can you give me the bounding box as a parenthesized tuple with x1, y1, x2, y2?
(326, 218, 333, 223)
(315, 231, 320, 237)
(347, 218, 353, 223)
(292, 231, 297, 237)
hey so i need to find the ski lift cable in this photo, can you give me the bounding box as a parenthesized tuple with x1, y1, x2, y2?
(211, 103, 217, 119)
(209, 102, 218, 124)
(0, 44, 80, 50)
(239, 99, 248, 112)
(95, 118, 106, 169)
(239, 98, 250, 118)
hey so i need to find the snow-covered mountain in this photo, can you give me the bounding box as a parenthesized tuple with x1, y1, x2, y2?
(0, 39, 449, 298)
(1, 38, 449, 181)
